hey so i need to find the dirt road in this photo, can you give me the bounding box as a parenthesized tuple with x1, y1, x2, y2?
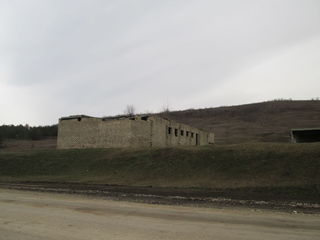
(0, 189, 319, 240)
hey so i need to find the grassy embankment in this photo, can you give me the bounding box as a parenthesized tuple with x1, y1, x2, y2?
(0, 143, 319, 189)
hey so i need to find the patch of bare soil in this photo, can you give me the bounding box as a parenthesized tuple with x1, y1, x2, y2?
(1, 189, 319, 240)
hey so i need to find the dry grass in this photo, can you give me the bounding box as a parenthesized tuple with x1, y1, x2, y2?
(0, 143, 319, 189)
(161, 100, 320, 144)
(1, 138, 56, 151)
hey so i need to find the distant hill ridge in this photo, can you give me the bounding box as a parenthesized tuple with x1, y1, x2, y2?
(162, 100, 320, 144)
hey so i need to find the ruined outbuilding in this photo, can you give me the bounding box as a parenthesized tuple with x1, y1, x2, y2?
(291, 128, 320, 143)
(57, 115, 214, 149)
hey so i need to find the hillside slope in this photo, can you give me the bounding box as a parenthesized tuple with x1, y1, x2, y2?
(162, 100, 320, 144)
(0, 143, 319, 203)
(0, 143, 319, 189)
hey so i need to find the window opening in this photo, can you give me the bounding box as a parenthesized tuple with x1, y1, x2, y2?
(191, 132, 194, 138)
(168, 127, 172, 134)
(186, 131, 189, 137)
(181, 130, 184, 136)
(196, 133, 199, 145)
(141, 116, 149, 121)
(175, 129, 178, 137)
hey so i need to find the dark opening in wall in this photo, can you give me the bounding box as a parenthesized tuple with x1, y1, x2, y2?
(175, 129, 178, 137)
(291, 128, 320, 143)
(196, 133, 199, 145)
(186, 131, 189, 137)
(141, 116, 148, 121)
(168, 127, 172, 134)
(129, 117, 135, 120)
(77, 117, 81, 121)
(181, 130, 184, 136)
(191, 132, 194, 138)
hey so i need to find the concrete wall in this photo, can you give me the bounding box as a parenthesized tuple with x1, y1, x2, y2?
(57, 115, 214, 149)
(149, 116, 214, 147)
(130, 117, 152, 147)
(98, 119, 132, 148)
(57, 117, 133, 149)
(57, 117, 101, 149)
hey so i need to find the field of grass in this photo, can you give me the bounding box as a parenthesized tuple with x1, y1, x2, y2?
(0, 143, 319, 191)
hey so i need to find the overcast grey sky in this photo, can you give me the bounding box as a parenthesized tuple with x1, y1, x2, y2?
(0, 0, 320, 125)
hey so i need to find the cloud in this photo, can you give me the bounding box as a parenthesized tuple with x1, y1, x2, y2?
(195, 35, 320, 107)
(0, 0, 320, 125)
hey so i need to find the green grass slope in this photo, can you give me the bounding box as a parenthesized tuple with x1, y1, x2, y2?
(0, 143, 319, 190)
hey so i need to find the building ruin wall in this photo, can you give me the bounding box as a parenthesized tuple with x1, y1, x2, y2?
(57, 116, 214, 149)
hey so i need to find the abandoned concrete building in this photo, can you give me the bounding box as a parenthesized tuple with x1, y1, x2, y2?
(57, 115, 214, 149)
(291, 128, 320, 143)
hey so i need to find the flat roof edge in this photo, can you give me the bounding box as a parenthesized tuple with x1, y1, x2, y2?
(60, 115, 96, 120)
(291, 128, 320, 132)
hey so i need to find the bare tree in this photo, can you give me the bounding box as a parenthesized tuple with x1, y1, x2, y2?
(161, 104, 170, 113)
(124, 104, 135, 116)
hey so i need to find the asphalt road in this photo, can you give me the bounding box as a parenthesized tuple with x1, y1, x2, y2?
(0, 189, 319, 240)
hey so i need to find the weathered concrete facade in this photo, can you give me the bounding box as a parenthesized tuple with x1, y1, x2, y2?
(57, 115, 214, 149)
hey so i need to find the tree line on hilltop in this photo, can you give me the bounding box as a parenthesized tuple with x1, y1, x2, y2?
(0, 124, 58, 142)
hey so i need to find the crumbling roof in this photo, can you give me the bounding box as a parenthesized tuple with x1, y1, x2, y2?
(102, 114, 152, 121)
(102, 114, 134, 121)
(60, 115, 94, 120)
(59, 114, 210, 133)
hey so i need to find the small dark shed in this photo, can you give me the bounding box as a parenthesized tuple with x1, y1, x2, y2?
(291, 128, 320, 143)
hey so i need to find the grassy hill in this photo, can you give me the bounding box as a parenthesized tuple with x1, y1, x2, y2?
(162, 100, 320, 144)
(1, 143, 319, 190)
